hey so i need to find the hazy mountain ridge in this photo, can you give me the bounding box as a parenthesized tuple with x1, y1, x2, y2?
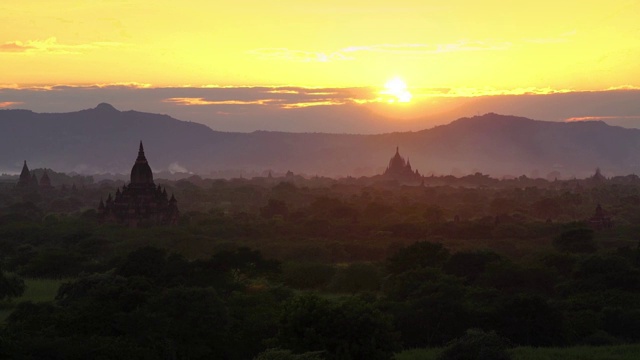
(1, 105, 639, 178)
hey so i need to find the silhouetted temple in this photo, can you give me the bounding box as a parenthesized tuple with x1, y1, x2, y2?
(39, 170, 53, 189)
(588, 203, 613, 230)
(98, 142, 179, 227)
(383, 147, 421, 181)
(17, 161, 33, 188)
(16, 161, 50, 189)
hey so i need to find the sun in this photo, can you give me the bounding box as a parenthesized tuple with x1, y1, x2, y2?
(383, 77, 412, 103)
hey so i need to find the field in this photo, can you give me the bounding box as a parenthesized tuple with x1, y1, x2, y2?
(395, 344, 640, 360)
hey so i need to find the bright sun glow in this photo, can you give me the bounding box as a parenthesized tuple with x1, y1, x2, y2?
(383, 77, 412, 103)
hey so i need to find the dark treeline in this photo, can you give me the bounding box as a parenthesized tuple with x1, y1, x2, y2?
(1, 172, 640, 359)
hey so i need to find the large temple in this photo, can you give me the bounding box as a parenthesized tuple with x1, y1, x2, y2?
(383, 147, 422, 182)
(98, 142, 179, 227)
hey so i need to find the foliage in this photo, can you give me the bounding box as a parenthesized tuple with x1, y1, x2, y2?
(277, 294, 400, 360)
(3, 175, 640, 355)
(437, 329, 511, 360)
(554, 228, 597, 253)
(386, 241, 450, 275)
(327, 262, 381, 293)
(281, 262, 335, 289)
(254, 348, 324, 360)
(0, 270, 25, 300)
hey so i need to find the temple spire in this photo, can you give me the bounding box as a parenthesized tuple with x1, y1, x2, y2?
(17, 160, 31, 187)
(136, 141, 147, 163)
(131, 141, 154, 184)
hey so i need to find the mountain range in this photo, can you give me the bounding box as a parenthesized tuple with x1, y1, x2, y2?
(1, 103, 639, 179)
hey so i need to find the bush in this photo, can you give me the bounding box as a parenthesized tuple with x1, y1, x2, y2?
(254, 349, 324, 360)
(281, 262, 335, 289)
(278, 294, 400, 360)
(553, 228, 596, 253)
(0, 270, 25, 300)
(438, 329, 511, 360)
(327, 263, 381, 293)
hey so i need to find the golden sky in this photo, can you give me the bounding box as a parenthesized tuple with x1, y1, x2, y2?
(2, 0, 639, 92)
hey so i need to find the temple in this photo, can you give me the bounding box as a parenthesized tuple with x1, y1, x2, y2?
(16, 161, 50, 189)
(17, 161, 33, 188)
(39, 170, 53, 189)
(98, 142, 179, 227)
(383, 147, 422, 182)
(588, 203, 613, 230)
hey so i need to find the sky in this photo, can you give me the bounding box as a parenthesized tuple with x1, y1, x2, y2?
(2, 0, 640, 132)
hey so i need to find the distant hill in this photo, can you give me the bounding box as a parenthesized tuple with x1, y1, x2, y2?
(1, 104, 639, 178)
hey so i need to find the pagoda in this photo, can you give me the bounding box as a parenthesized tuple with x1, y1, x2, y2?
(98, 142, 179, 227)
(16, 161, 36, 188)
(39, 169, 53, 189)
(383, 147, 421, 181)
(588, 204, 613, 230)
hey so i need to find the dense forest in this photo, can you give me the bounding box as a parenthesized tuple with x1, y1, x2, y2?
(1, 170, 640, 359)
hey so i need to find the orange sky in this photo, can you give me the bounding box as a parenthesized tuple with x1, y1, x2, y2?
(2, 0, 639, 93)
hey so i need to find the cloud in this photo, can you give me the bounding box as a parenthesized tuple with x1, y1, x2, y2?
(248, 34, 578, 64)
(525, 30, 577, 44)
(607, 85, 640, 91)
(0, 101, 23, 108)
(248, 40, 514, 64)
(168, 162, 190, 174)
(247, 48, 353, 62)
(406, 87, 576, 99)
(342, 41, 512, 54)
(3, 83, 640, 133)
(163, 97, 279, 106)
(0, 37, 124, 54)
(156, 86, 380, 110)
(0, 42, 35, 52)
(565, 115, 640, 122)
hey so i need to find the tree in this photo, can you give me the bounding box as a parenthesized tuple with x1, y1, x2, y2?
(444, 251, 502, 284)
(254, 349, 324, 360)
(553, 228, 597, 253)
(327, 263, 381, 293)
(384, 268, 470, 346)
(277, 295, 399, 360)
(386, 241, 450, 275)
(0, 270, 25, 300)
(261, 199, 289, 219)
(438, 329, 511, 360)
(497, 294, 564, 346)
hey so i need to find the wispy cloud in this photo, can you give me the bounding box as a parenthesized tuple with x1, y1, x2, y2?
(411, 87, 575, 98)
(163, 98, 278, 106)
(342, 41, 512, 54)
(0, 101, 23, 108)
(0, 37, 124, 54)
(249, 33, 578, 64)
(2, 84, 640, 133)
(158, 86, 381, 109)
(525, 30, 577, 44)
(247, 48, 353, 62)
(607, 85, 640, 91)
(565, 115, 640, 122)
(249, 41, 511, 62)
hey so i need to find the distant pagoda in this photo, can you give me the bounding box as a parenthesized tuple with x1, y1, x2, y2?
(383, 147, 421, 181)
(39, 169, 53, 189)
(17, 161, 36, 188)
(98, 142, 179, 227)
(16, 161, 49, 189)
(588, 203, 613, 230)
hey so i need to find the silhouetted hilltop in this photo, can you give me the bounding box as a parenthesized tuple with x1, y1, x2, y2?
(1, 106, 639, 178)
